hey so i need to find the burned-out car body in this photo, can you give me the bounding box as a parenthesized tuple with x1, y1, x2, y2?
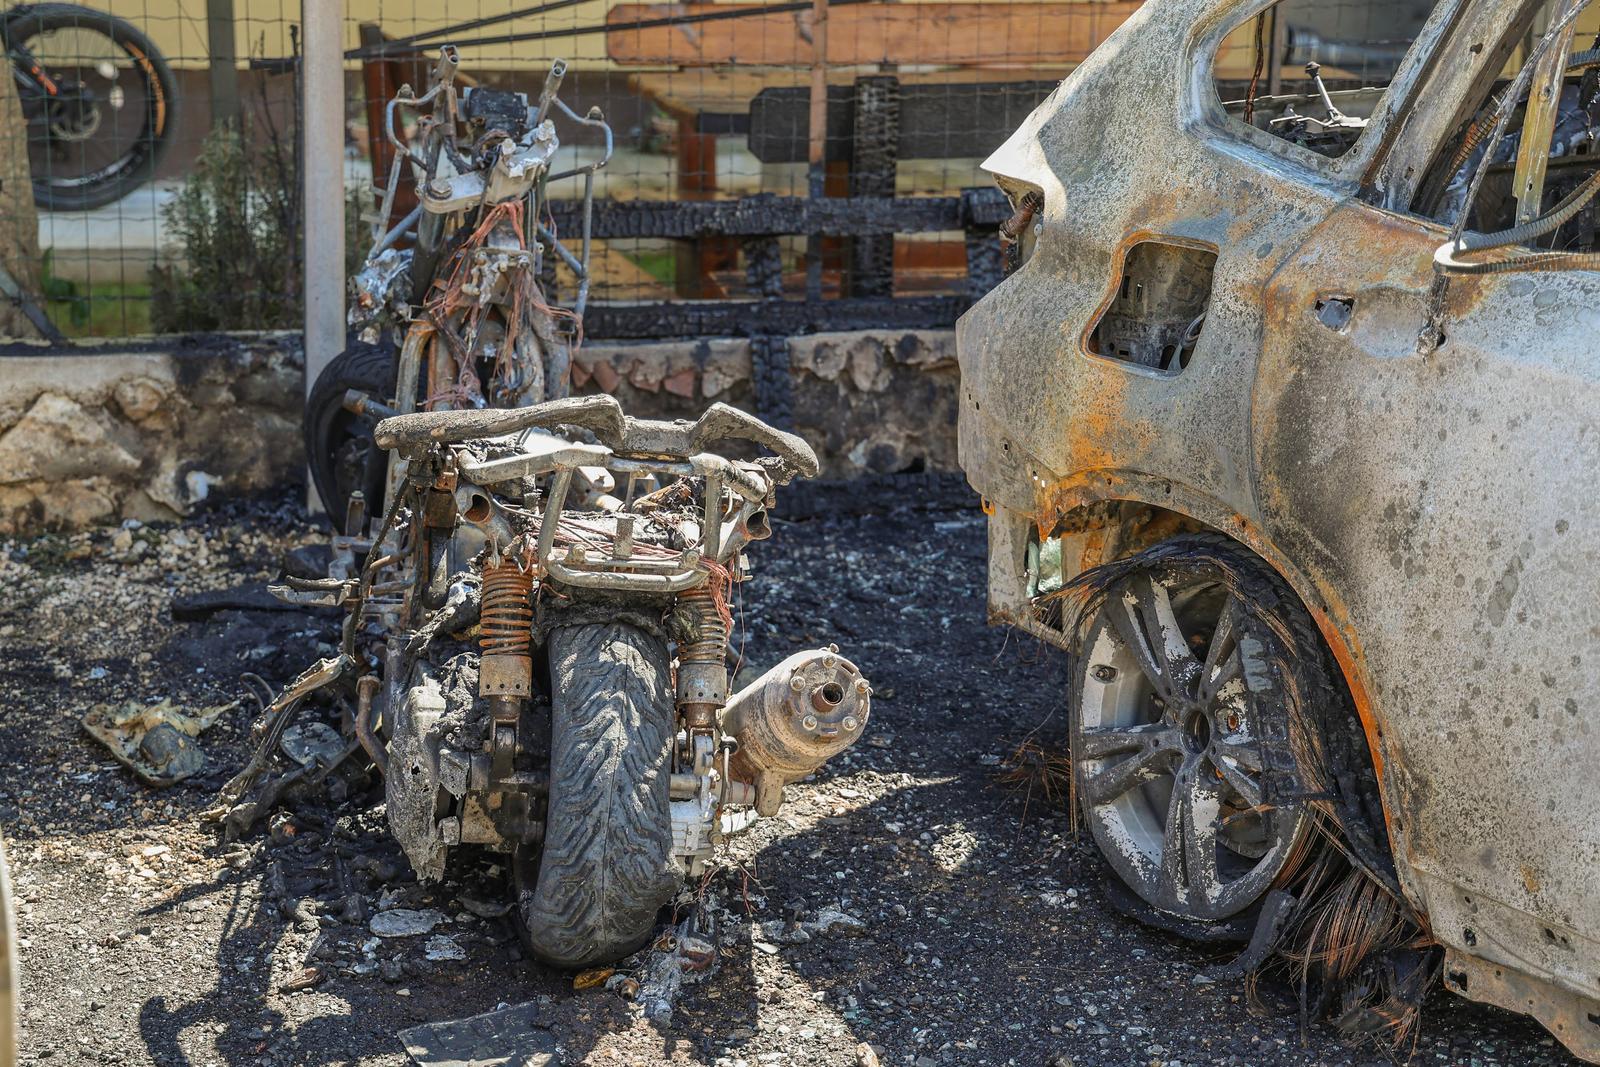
(959, 0, 1600, 1057)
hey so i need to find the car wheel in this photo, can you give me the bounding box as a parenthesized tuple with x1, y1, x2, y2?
(1070, 535, 1324, 924)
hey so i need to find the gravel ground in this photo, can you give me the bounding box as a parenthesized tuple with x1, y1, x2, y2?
(0, 480, 1583, 1067)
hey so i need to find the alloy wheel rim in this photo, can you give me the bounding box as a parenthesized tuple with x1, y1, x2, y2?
(1075, 572, 1307, 920)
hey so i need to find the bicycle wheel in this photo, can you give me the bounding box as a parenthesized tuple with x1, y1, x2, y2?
(3, 3, 177, 212)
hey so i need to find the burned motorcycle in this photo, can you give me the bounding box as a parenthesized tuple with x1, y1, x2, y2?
(227, 397, 871, 967)
(223, 46, 870, 970)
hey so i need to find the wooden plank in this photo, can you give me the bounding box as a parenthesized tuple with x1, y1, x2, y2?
(628, 66, 1073, 117)
(805, 0, 829, 299)
(358, 23, 420, 237)
(606, 2, 1141, 68)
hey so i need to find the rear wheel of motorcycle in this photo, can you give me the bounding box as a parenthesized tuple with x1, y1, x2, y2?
(514, 621, 681, 969)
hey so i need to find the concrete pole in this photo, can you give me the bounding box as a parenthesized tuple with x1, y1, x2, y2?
(302, 0, 346, 512)
(205, 0, 240, 129)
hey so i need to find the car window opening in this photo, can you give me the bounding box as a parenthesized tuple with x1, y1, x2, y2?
(1087, 241, 1218, 376)
(1214, 0, 1446, 159)
(1418, 0, 1600, 272)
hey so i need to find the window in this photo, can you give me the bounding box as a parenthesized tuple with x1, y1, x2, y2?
(1213, 0, 1444, 159)
(1412, 0, 1600, 252)
(1087, 241, 1217, 376)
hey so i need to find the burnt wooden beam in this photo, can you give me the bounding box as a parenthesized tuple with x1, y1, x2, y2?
(749, 81, 1061, 164)
(546, 190, 1008, 242)
(849, 76, 900, 299)
(963, 187, 1009, 300)
(582, 296, 970, 340)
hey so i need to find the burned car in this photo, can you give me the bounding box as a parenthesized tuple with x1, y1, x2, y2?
(960, 0, 1600, 1058)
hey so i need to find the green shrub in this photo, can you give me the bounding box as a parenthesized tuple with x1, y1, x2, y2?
(150, 125, 362, 333)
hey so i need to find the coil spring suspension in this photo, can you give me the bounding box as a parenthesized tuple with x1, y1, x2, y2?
(479, 561, 534, 782)
(481, 563, 534, 658)
(676, 584, 730, 730)
(479, 562, 534, 704)
(678, 585, 727, 664)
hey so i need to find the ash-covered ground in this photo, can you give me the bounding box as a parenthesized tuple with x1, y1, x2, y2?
(0, 478, 1581, 1067)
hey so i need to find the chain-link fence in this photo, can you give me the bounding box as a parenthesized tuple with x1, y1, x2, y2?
(0, 0, 1463, 342)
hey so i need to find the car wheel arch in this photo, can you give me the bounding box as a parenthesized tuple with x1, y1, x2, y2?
(1035, 478, 1410, 899)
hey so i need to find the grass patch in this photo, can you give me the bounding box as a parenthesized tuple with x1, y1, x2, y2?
(626, 249, 677, 287)
(44, 280, 154, 338)
(38, 250, 153, 337)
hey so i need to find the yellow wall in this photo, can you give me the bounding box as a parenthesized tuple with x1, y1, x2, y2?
(82, 0, 619, 70)
(77, 0, 1110, 71)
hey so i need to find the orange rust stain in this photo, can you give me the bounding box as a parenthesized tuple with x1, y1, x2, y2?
(1521, 866, 1542, 895)
(1061, 378, 1132, 476)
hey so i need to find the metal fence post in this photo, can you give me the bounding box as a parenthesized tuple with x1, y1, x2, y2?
(302, 0, 346, 512)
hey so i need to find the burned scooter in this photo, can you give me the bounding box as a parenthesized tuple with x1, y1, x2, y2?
(229, 398, 873, 967)
(217, 52, 872, 969)
(308, 45, 608, 529)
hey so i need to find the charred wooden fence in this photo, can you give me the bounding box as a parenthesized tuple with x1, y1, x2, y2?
(546, 187, 1013, 340)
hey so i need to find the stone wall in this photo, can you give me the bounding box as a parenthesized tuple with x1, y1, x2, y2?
(0, 336, 304, 533)
(573, 329, 960, 477)
(0, 328, 960, 535)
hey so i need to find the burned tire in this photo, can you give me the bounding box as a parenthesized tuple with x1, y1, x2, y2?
(1068, 534, 1364, 928)
(305, 341, 395, 533)
(515, 622, 680, 969)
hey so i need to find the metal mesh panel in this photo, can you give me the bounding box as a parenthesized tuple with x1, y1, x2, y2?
(0, 0, 1474, 339)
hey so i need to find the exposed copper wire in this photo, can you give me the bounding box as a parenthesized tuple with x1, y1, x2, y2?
(1243, 11, 1267, 127)
(419, 198, 583, 411)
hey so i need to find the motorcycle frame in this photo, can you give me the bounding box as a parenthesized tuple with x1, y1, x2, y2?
(368, 47, 614, 323)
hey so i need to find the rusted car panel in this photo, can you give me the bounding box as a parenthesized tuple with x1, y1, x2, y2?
(958, 0, 1600, 1057)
